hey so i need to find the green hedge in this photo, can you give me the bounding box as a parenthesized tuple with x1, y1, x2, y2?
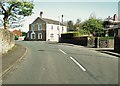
(15, 36, 19, 40)
(62, 30, 90, 37)
(100, 36, 114, 40)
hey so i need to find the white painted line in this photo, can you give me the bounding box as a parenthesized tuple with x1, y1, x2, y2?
(59, 49, 67, 54)
(70, 57, 86, 72)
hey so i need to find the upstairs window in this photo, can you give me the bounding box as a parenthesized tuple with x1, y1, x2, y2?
(51, 25, 53, 30)
(31, 24, 34, 31)
(57, 26, 59, 30)
(38, 24, 42, 30)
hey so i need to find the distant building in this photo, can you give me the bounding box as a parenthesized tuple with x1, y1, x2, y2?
(26, 14, 67, 42)
(12, 29, 22, 37)
(104, 14, 120, 36)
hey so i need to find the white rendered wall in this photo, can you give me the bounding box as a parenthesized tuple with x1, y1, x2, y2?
(46, 24, 67, 42)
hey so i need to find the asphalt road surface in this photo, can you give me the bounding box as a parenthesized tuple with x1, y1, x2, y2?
(2, 41, 118, 84)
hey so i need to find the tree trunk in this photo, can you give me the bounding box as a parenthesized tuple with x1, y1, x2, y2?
(3, 16, 8, 29)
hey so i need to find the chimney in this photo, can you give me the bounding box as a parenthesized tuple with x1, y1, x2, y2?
(61, 14, 63, 25)
(40, 11, 43, 18)
(113, 14, 118, 21)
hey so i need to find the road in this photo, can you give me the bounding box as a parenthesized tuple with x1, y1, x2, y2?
(2, 41, 118, 84)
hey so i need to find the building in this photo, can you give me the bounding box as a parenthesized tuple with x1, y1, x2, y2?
(104, 13, 120, 53)
(104, 14, 119, 37)
(26, 15, 67, 42)
(12, 29, 22, 37)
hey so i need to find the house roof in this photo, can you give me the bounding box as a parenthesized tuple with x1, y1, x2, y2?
(42, 18, 61, 25)
(32, 17, 64, 25)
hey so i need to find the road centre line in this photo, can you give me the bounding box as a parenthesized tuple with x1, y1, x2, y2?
(59, 49, 67, 54)
(70, 57, 86, 72)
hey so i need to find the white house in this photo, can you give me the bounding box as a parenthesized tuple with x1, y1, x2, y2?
(26, 16, 67, 42)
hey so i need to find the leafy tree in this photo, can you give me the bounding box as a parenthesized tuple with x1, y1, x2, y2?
(0, 0, 34, 29)
(22, 31, 26, 36)
(89, 12, 96, 19)
(81, 18, 104, 36)
(66, 20, 74, 31)
(74, 19, 81, 31)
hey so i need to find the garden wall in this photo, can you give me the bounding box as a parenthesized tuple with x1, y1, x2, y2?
(99, 39, 114, 48)
(0, 29, 15, 54)
(59, 34, 114, 48)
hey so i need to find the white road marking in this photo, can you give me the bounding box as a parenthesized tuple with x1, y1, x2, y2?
(59, 49, 67, 54)
(70, 57, 86, 72)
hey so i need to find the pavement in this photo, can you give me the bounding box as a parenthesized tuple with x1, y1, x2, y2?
(2, 43, 27, 77)
(93, 48, 120, 58)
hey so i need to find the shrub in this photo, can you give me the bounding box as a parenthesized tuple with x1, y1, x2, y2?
(15, 36, 19, 40)
(100, 36, 114, 40)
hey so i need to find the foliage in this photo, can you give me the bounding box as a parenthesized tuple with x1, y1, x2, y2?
(78, 29, 90, 36)
(0, 0, 34, 29)
(22, 31, 26, 36)
(100, 36, 114, 40)
(81, 18, 104, 36)
(62, 30, 90, 37)
(66, 20, 74, 31)
(74, 19, 81, 31)
(15, 35, 19, 40)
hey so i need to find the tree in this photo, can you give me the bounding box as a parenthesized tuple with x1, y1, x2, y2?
(89, 12, 96, 19)
(74, 19, 81, 31)
(22, 31, 26, 36)
(0, 0, 34, 29)
(66, 20, 74, 31)
(81, 18, 104, 36)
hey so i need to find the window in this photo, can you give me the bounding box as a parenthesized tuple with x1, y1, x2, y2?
(27, 33, 29, 37)
(50, 33, 54, 38)
(31, 33, 36, 39)
(57, 26, 59, 30)
(38, 24, 42, 30)
(51, 25, 53, 30)
(31, 24, 34, 31)
(38, 33, 42, 39)
(32, 34, 35, 39)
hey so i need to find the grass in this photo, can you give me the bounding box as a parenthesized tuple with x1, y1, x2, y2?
(7, 44, 17, 53)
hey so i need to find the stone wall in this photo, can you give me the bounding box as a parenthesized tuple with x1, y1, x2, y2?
(99, 39, 114, 48)
(0, 29, 15, 54)
(59, 36, 95, 47)
(60, 35, 114, 48)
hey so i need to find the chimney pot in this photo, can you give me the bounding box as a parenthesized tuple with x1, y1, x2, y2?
(40, 11, 43, 18)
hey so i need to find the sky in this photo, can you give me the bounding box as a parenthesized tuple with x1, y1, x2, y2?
(0, 1, 119, 32)
(33, 0, 119, 2)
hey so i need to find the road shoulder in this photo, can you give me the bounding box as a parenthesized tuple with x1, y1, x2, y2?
(2, 43, 27, 77)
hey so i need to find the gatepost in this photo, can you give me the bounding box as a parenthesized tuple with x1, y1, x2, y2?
(114, 2, 120, 53)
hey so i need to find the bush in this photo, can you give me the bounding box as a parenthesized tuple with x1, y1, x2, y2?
(62, 30, 90, 37)
(15, 36, 19, 40)
(100, 36, 114, 40)
(78, 29, 90, 36)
